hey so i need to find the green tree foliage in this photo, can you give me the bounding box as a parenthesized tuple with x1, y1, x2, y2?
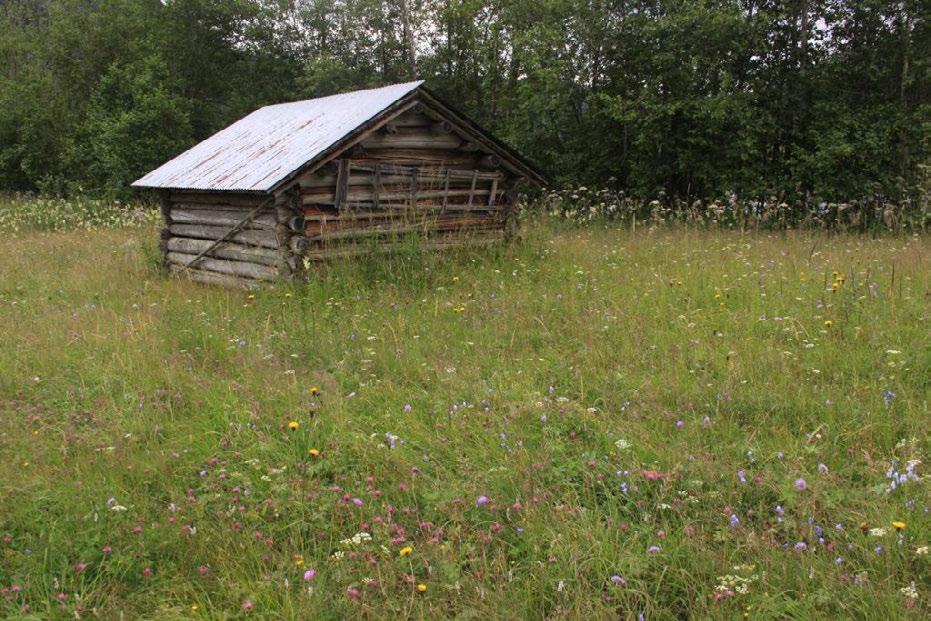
(0, 0, 927, 200)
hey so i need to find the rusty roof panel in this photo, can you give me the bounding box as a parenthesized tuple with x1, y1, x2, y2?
(132, 81, 424, 193)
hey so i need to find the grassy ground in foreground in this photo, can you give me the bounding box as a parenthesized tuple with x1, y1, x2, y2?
(0, 221, 927, 619)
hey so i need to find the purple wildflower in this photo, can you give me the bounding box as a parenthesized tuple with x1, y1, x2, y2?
(794, 477, 807, 491)
(476, 495, 489, 507)
(729, 514, 740, 528)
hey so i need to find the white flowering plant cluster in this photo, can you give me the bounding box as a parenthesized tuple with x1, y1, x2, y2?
(531, 186, 928, 232)
(0, 194, 159, 234)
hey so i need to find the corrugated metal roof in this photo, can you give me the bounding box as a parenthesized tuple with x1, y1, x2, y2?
(132, 81, 424, 192)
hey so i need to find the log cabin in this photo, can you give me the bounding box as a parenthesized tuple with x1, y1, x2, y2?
(132, 81, 545, 289)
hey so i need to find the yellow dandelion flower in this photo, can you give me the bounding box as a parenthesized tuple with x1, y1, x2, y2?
(399, 546, 413, 557)
(310, 386, 320, 396)
(294, 554, 305, 566)
(308, 448, 320, 457)
(247, 293, 255, 300)
(288, 421, 299, 431)
(191, 604, 199, 611)
(824, 320, 833, 327)
(892, 521, 906, 531)
(416, 583, 427, 592)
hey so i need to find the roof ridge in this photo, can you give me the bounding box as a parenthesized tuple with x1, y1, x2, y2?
(258, 80, 425, 111)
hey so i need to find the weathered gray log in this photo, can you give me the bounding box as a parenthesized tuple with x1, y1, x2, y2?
(169, 224, 278, 249)
(304, 203, 505, 216)
(299, 167, 502, 188)
(302, 187, 492, 204)
(170, 208, 276, 229)
(301, 233, 504, 260)
(361, 132, 462, 150)
(167, 252, 278, 281)
(380, 122, 399, 134)
(166, 237, 280, 266)
(303, 205, 504, 221)
(306, 218, 503, 242)
(288, 215, 306, 233)
(392, 112, 434, 127)
(169, 264, 260, 289)
(168, 193, 265, 207)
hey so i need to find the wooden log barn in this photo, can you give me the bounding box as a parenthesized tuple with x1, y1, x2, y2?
(132, 81, 545, 288)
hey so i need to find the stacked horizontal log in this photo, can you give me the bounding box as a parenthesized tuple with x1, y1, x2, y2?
(295, 153, 511, 260)
(162, 192, 280, 288)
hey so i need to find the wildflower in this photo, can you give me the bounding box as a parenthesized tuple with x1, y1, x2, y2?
(242, 600, 254, 611)
(882, 389, 896, 407)
(737, 470, 747, 484)
(476, 495, 489, 507)
(794, 542, 807, 551)
(874, 546, 883, 554)
(399, 546, 413, 557)
(610, 575, 626, 585)
(198, 565, 209, 576)
(729, 514, 740, 528)
(288, 421, 299, 431)
(346, 587, 360, 599)
(403, 404, 412, 412)
(351, 497, 363, 507)
(892, 521, 906, 531)
(794, 477, 807, 491)
(310, 386, 320, 396)
(915, 546, 928, 556)
(646, 545, 661, 554)
(142, 567, 153, 578)
(416, 583, 427, 592)
(303, 568, 317, 581)
(818, 463, 829, 475)
(824, 320, 833, 327)
(675, 420, 684, 429)
(74, 562, 87, 573)
(869, 527, 887, 537)
(308, 448, 320, 457)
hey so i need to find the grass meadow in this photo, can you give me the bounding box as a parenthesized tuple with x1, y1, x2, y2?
(0, 197, 927, 619)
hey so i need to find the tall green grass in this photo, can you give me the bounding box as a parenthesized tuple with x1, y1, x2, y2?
(0, 202, 927, 619)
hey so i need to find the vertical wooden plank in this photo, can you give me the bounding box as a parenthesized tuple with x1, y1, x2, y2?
(373, 163, 381, 209)
(441, 169, 450, 213)
(487, 178, 499, 207)
(335, 159, 351, 210)
(158, 190, 172, 273)
(467, 170, 478, 208)
(409, 167, 419, 210)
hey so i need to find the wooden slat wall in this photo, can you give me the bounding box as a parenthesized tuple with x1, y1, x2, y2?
(291, 108, 514, 261)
